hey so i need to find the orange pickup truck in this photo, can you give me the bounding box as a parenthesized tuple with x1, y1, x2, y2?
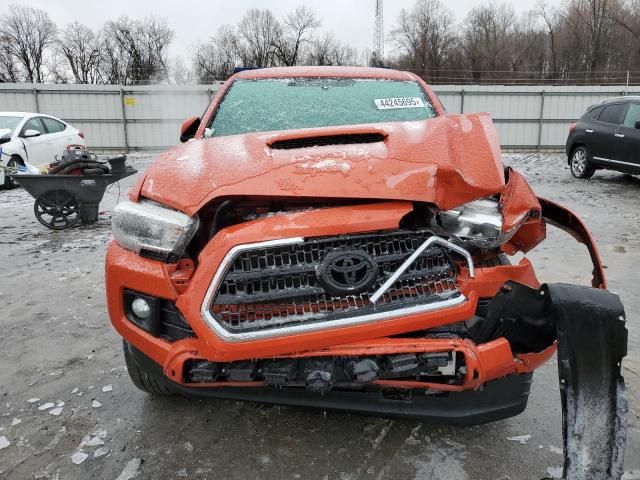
(105, 66, 627, 478)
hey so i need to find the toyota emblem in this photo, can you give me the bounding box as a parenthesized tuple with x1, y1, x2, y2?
(316, 250, 378, 296)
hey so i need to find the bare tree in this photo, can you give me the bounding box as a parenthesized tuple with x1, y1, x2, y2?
(0, 40, 20, 82)
(537, 1, 560, 78)
(331, 42, 359, 66)
(236, 9, 280, 67)
(58, 22, 103, 83)
(169, 56, 193, 84)
(143, 16, 174, 81)
(306, 32, 359, 66)
(509, 12, 548, 77)
(391, 0, 458, 80)
(614, 0, 640, 70)
(1, 0, 639, 86)
(460, 2, 517, 82)
(101, 15, 174, 85)
(272, 6, 321, 66)
(565, 0, 620, 78)
(0, 5, 57, 83)
(192, 25, 239, 83)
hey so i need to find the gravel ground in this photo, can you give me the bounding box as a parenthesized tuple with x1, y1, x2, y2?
(0, 152, 638, 480)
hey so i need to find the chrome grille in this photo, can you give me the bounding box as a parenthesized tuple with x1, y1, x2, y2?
(208, 231, 460, 333)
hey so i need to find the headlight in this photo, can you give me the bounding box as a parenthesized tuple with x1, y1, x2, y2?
(111, 200, 199, 262)
(434, 198, 516, 249)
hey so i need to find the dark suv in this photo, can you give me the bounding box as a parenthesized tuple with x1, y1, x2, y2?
(566, 96, 640, 178)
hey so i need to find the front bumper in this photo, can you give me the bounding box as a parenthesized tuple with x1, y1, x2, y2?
(106, 201, 550, 392)
(126, 340, 534, 426)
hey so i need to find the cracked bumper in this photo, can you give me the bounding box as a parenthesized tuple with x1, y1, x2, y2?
(125, 340, 534, 426)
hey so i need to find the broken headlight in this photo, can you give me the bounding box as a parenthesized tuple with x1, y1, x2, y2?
(111, 200, 199, 262)
(434, 198, 516, 249)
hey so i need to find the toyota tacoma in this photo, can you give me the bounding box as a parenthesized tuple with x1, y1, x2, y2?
(106, 67, 628, 479)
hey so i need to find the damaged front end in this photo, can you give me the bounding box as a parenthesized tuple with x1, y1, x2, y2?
(107, 113, 628, 477)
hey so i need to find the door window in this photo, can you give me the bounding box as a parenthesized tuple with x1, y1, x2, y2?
(41, 117, 66, 133)
(588, 105, 604, 119)
(598, 104, 627, 124)
(622, 103, 640, 128)
(21, 117, 46, 136)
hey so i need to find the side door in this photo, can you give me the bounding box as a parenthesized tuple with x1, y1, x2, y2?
(589, 102, 628, 165)
(40, 117, 73, 156)
(615, 102, 640, 170)
(19, 117, 50, 166)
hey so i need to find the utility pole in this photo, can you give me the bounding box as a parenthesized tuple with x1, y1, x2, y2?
(373, 0, 384, 66)
(625, 70, 630, 95)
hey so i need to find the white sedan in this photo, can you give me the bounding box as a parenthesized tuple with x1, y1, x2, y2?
(0, 112, 86, 188)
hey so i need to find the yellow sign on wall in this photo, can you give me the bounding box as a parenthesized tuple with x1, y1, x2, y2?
(124, 96, 136, 106)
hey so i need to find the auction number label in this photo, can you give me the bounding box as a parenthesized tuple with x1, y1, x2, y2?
(374, 97, 425, 110)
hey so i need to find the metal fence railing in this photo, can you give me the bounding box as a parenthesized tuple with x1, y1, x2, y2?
(1, 82, 637, 152)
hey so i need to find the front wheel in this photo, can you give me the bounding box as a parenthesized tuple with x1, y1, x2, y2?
(570, 146, 595, 179)
(2, 157, 21, 189)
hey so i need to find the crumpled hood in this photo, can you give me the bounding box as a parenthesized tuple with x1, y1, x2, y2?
(138, 113, 505, 216)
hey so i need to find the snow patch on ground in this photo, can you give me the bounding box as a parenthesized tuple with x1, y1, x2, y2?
(0, 436, 10, 450)
(116, 458, 142, 480)
(71, 451, 88, 465)
(507, 435, 532, 444)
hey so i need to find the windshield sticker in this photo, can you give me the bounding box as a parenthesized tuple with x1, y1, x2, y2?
(374, 97, 425, 110)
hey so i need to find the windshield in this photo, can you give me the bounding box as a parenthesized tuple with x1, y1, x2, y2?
(207, 78, 437, 137)
(0, 116, 22, 135)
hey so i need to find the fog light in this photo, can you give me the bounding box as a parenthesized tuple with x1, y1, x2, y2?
(131, 298, 151, 319)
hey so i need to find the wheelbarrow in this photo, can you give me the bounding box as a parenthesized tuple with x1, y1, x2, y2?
(12, 165, 137, 230)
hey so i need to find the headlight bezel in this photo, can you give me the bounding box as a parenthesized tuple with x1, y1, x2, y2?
(111, 199, 199, 262)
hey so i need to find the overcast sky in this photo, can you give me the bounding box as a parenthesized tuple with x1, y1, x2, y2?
(19, 0, 557, 60)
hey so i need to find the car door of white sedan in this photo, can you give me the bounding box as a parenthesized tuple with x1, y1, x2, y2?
(20, 117, 53, 167)
(41, 117, 76, 156)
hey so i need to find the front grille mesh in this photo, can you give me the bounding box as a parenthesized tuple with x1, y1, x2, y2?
(210, 231, 459, 333)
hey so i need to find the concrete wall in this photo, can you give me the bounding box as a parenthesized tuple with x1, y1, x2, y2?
(1, 82, 638, 152)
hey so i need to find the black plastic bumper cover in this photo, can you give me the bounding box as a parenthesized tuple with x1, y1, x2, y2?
(127, 343, 532, 427)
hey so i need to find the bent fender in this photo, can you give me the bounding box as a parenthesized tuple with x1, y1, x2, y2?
(539, 197, 606, 289)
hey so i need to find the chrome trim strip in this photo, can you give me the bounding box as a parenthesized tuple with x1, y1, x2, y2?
(369, 237, 474, 305)
(199, 236, 468, 343)
(593, 156, 639, 167)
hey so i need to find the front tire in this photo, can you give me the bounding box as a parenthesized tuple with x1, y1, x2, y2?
(570, 146, 595, 179)
(3, 156, 22, 189)
(123, 340, 174, 395)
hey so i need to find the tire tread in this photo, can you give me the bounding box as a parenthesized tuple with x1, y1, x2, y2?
(123, 340, 174, 395)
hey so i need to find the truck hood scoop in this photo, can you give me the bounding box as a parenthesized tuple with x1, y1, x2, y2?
(269, 132, 386, 150)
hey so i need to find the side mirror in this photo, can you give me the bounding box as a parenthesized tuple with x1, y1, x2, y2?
(22, 129, 41, 138)
(0, 129, 11, 145)
(635, 121, 640, 130)
(180, 116, 201, 143)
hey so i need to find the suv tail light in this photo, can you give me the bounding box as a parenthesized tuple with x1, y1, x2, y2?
(569, 123, 577, 135)
(78, 131, 85, 139)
